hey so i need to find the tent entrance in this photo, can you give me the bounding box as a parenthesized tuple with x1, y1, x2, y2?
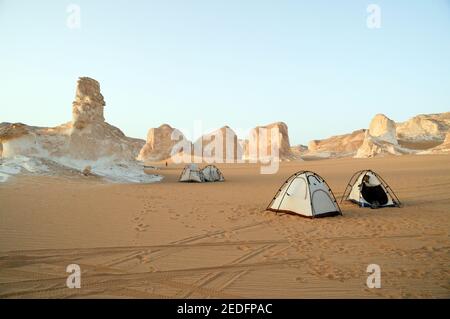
(361, 184, 388, 206)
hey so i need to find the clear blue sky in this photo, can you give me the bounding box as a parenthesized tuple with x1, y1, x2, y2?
(1, 0, 449, 144)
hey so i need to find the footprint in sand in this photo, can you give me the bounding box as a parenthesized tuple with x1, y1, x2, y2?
(135, 223, 150, 232)
(223, 231, 231, 239)
(295, 276, 306, 283)
(137, 254, 152, 263)
(148, 265, 158, 272)
(132, 205, 150, 233)
(238, 245, 251, 251)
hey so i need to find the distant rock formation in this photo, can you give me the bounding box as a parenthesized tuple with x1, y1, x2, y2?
(2, 78, 448, 182)
(306, 129, 366, 158)
(137, 124, 187, 162)
(0, 77, 157, 183)
(397, 112, 450, 142)
(420, 131, 450, 154)
(140, 122, 299, 163)
(244, 122, 297, 161)
(290, 144, 308, 156)
(301, 112, 450, 159)
(355, 114, 412, 158)
(194, 126, 243, 162)
(368, 114, 398, 145)
(1, 78, 144, 161)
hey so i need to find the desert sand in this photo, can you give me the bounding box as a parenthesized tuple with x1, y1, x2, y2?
(0, 155, 449, 298)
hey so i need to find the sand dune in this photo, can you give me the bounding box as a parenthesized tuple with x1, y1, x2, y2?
(0, 155, 449, 298)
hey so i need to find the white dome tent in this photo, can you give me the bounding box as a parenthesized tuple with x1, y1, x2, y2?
(178, 164, 225, 183)
(341, 170, 402, 208)
(179, 164, 205, 183)
(201, 165, 224, 182)
(267, 171, 342, 218)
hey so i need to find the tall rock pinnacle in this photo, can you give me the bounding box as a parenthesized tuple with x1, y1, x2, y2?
(72, 77, 105, 129)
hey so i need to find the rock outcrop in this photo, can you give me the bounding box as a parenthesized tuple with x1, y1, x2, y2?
(244, 122, 297, 161)
(296, 112, 450, 159)
(0, 77, 157, 183)
(397, 112, 450, 142)
(306, 129, 366, 158)
(1, 78, 144, 161)
(420, 131, 450, 154)
(290, 144, 308, 156)
(355, 114, 412, 158)
(72, 77, 105, 129)
(194, 126, 243, 162)
(368, 114, 398, 145)
(137, 124, 187, 162)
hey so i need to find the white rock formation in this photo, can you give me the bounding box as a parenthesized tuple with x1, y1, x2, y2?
(355, 114, 412, 158)
(290, 144, 308, 156)
(0, 77, 159, 183)
(72, 77, 105, 128)
(244, 122, 298, 161)
(419, 131, 450, 154)
(306, 129, 366, 158)
(194, 126, 243, 162)
(368, 114, 398, 145)
(397, 112, 450, 142)
(137, 124, 187, 162)
(299, 112, 449, 158)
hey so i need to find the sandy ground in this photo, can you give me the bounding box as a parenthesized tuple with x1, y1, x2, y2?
(0, 155, 449, 298)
